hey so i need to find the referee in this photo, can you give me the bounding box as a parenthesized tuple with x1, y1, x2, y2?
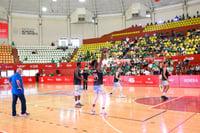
(9, 68, 29, 117)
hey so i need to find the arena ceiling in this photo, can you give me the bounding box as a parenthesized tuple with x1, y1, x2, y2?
(0, 0, 197, 16)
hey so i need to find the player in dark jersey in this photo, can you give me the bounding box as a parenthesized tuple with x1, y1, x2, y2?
(161, 61, 169, 100)
(159, 62, 163, 91)
(82, 69, 89, 92)
(90, 48, 108, 116)
(109, 67, 126, 98)
(74, 62, 87, 108)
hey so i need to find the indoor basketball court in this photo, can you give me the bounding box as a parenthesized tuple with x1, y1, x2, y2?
(0, 83, 200, 133)
(1, 0, 200, 133)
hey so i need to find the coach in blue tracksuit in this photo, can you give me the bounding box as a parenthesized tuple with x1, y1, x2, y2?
(9, 68, 29, 117)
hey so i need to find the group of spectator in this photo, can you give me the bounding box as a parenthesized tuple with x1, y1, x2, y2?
(124, 29, 200, 60)
(132, 11, 200, 28)
(77, 56, 199, 76)
(76, 27, 200, 63)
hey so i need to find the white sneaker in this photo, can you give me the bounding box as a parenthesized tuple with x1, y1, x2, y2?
(100, 112, 108, 117)
(90, 110, 96, 115)
(21, 113, 30, 116)
(120, 95, 126, 98)
(12, 114, 19, 118)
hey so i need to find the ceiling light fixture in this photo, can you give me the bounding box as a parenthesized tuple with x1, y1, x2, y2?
(79, 0, 86, 2)
(52, 0, 57, 2)
(42, 7, 47, 12)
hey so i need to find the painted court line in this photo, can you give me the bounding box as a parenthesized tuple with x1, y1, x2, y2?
(0, 130, 8, 133)
(150, 96, 184, 109)
(0, 100, 142, 122)
(143, 97, 194, 122)
(102, 117, 123, 133)
(168, 113, 197, 133)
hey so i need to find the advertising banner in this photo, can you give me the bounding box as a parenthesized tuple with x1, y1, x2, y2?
(0, 77, 36, 85)
(38, 75, 200, 88)
(0, 23, 8, 38)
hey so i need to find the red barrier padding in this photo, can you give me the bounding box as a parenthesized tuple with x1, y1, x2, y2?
(38, 75, 200, 88)
(0, 75, 199, 88)
(0, 77, 36, 85)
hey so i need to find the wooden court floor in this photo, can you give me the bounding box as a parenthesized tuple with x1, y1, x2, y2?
(0, 83, 200, 133)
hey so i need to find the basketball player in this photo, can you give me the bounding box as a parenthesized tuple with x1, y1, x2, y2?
(82, 69, 89, 92)
(74, 62, 87, 108)
(90, 48, 108, 116)
(161, 62, 169, 100)
(109, 67, 126, 98)
(159, 62, 163, 91)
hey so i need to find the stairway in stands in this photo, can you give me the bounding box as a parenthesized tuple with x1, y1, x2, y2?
(12, 48, 20, 63)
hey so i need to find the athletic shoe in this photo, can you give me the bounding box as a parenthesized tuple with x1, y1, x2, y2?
(12, 114, 19, 118)
(21, 113, 30, 116)
(100, 112, 109, 117)
(90, 110, 96, 115)
(120, 95, 126, 98)
(75, 104, 81, 108)
(161, 96, 168, 100)
(164, 96, 168, 100)
(78, 103, 84, 106)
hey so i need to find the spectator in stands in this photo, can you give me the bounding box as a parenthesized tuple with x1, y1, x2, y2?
(196, 27, 200, 34)
(32, 50, 37, 54)
(196, 64, 200, 74)
(176, 62, 182, 75)
(148, 62, 153, 69)
(51, 58, 55, 63)
(24, 56, 28, 61)
(51, 42, 55, 46)
(168, 64, 174, 74)
(35, 72, 40, 83)
(58, 58, 62, 63)
(136, 68, 140, 76)
(183, 59, 189, 67)
(144, 68, 150, 75)
(82, 69, 89, 91)
(168, 58, 174, 66)
(12, 41, 15, 47)
(190, 65, 195, 75)
(153, 66, 159, 75)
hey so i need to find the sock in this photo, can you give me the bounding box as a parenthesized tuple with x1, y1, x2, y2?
(78, 100, 80, 104)
(75, 101, 79, 105)
(101, 107, 105, 113)
(162, 92, 166, 96)
(93, 104, 95, 107)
